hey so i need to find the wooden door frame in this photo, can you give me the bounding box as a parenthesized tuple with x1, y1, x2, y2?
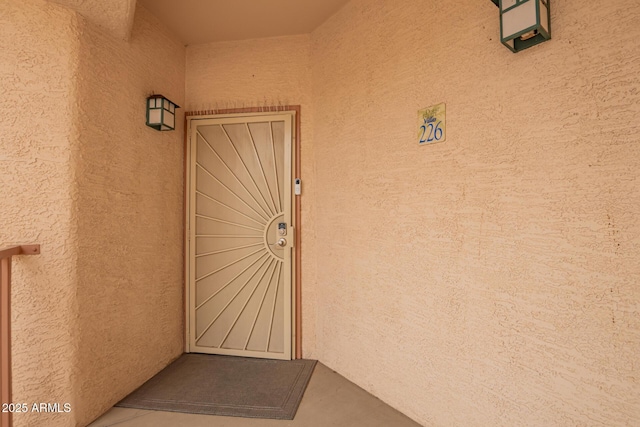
(183, 106, 302, 359)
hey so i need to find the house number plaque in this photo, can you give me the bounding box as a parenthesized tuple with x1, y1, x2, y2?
(418, 103, 446, 145)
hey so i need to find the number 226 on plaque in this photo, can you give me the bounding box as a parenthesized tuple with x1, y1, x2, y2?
(418, 103, 446, 145)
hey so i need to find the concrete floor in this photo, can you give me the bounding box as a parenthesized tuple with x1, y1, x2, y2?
(88, 362, 421, 427)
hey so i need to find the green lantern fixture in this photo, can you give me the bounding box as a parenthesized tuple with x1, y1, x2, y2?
(146, 94, 179, 131)
(498, 0, 551, 53)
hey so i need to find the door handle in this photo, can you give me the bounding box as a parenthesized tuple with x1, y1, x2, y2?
(276, 238, 287, 247)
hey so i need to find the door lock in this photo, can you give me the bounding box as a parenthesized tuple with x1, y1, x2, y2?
(276, 238, 287, 247)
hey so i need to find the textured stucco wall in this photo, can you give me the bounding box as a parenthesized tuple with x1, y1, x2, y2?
(0, 1, 79, 426)
(73, 4, 185, 426)
(186, 35, 318, 357)
(2, 1, 186, 425)
(311, 1, 640, 426)
(46, 0, 137, 40)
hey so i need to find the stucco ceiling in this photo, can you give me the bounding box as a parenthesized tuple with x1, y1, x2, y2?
(137, 0, 351, 45)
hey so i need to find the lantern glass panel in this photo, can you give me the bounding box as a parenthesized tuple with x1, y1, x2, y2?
(163, 111, 175, 129)
(501, 0, 517, 10)
(502, 0, 537, 38)
(148, 108, 161, 125)
(540, 1, 549, 33)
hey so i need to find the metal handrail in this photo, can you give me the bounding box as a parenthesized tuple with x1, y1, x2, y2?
(1, 245, 40, 427)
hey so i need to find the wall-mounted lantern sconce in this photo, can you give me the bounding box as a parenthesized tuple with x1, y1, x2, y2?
(492, 0, 551, 53)
(146, 94, 180, 131)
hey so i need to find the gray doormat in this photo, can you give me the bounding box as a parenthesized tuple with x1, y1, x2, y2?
(116, 353, 317, 420)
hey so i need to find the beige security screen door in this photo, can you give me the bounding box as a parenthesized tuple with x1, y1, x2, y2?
(188, 112, 294, 360)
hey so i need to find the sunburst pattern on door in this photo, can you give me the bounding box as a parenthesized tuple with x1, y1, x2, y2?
(189, 114, 293, 360)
